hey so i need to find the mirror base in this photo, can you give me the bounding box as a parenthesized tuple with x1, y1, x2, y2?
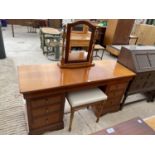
(57, 62, 95, 69)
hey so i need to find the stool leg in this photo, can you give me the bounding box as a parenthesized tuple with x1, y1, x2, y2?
(96, 102, 103, 123)
(69, 110, 74, 132)
(96, 117, 99, 123)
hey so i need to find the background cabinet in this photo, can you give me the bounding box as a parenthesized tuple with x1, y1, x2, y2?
(131, 24, 155, 45)
(104, 19, 135, 45)
(48, 19, 62, 29)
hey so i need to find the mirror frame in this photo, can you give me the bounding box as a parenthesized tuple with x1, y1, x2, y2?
(64, 20, 97, 64)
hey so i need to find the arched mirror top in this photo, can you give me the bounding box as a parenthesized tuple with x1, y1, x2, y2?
(59, 20, 97, 68)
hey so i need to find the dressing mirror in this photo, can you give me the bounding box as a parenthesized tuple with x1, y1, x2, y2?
(58, 20, 97, 68)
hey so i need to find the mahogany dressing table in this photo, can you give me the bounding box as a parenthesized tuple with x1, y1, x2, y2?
(18, 60, 135, 134)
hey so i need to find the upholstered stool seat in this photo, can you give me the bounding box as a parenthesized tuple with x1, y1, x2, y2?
(93, 44, 105, 60)
(67, 88, 107, 131)
(68, 88, 107, 107)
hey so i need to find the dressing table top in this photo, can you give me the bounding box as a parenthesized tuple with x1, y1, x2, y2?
(18, 60, 135, 93)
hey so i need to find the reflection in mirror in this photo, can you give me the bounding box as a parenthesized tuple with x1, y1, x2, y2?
(68, 24, 92, 62)
(71, 24, 88, 33)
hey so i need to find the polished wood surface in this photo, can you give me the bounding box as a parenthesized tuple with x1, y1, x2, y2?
(19, 60, 135, 134)
(18, 60, 135, 134)
(18, 60, 135, 93)
(92, 117, 155, 135)
(41, 27, 61, 35)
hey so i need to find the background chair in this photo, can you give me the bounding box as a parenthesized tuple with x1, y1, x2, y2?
(45, 35, 62, 61)
(93, 44, 105, 60)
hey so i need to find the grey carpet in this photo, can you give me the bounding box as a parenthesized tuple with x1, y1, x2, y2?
(0, 58, 28, 134)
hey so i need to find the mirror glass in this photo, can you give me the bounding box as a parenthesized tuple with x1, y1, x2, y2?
(68, 24, 92, 62)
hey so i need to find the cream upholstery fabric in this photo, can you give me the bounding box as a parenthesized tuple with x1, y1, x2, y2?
(67, 88, 107, 107)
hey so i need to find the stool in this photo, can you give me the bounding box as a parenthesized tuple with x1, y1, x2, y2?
(93, 44, 105, 60)
(67, 88, 107, 131)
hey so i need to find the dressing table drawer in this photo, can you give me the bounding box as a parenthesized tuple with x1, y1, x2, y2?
(106, 90, 125, 98)
(106, 97, 122, 106)
(30, 95, 63, 109)
(26, 93, 65, 134)
(107, 82, 127, 92)
(31, 112, 60, 129)
(32, 103, 61, 118)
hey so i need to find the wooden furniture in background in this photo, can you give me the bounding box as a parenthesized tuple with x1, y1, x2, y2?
(67, 88, 107, 131)
(106, 45, 129, 57)
(8, 19, 48, 26)
(91, 21, 107, 46)
(117, 45, 155, 106)
(93, 44, 105, 59)
(96, 26, 106, 46)
(132, 24, 155, 45)
(92, 117, 155, 135)
(40, 27, 62, 58)
(18, 60, 135, 134)
(146, 90, 155, 102)
(106, 45, 121, 56)
(59, 20, 97, 68)
(71, 24, 89, 34)
(48, 19, 62, 29)
(7, 19, 48, 37)
(144, 115, 155, 131)
(129, 35, 138, 45)
(104, 19, 135, 45)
